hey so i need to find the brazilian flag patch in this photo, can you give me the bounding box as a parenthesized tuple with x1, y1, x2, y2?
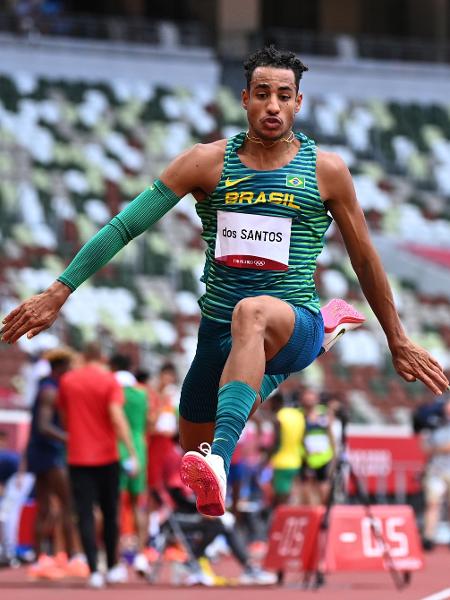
(286, 174, 306, 188)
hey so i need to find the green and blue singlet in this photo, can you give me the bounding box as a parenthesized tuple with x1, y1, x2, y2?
(180, 131, 332, 422)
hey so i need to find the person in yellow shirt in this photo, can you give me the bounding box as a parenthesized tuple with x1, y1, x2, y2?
(268, 393, 305, 506)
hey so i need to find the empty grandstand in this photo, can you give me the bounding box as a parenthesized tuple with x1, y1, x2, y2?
(1, 30, 449, 423)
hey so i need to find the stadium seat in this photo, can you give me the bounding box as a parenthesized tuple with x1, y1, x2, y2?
(0, 74, 449, 418)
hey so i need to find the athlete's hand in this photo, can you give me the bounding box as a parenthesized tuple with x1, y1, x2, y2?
(1, 281, 71, 344)
(122, 455, 139, 478)
(390, 337, 449, 395)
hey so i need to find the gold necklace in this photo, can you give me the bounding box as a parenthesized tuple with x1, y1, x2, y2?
(245, 130, 295, 148)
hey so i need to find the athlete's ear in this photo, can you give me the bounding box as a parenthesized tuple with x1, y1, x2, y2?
(241, 88, 249, 111)
(295, 93, 303, 114)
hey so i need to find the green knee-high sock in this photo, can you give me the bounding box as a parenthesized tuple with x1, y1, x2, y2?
(211, 381, 258, 475)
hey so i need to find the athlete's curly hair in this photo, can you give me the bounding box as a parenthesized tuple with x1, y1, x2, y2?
(243, 45, 309, 91)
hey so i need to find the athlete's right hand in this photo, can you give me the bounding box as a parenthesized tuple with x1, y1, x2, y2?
(390, 337, 449, 395)
(1, 281, 71, 344)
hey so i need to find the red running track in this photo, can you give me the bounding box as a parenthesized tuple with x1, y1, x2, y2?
(1, 548, 449, 600)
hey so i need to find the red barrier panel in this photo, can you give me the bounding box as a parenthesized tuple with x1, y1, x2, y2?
(347, 434, 425, 495)
(264, 506, 323, 572)
(326, 505, 424, 572)
(264, 505, 423, 575)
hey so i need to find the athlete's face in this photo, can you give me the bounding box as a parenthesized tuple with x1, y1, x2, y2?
(242, 66, 302, 141)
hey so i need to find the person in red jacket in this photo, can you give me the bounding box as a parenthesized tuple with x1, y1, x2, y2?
(58, 342, 137, 589)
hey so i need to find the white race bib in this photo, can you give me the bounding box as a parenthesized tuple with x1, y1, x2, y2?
(304, 434, 330, 454)
(215, 210, 291, 271)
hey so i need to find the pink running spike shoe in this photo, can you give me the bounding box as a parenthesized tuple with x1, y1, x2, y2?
(180, 442, 226, 517)
(321, 298, 365, 352)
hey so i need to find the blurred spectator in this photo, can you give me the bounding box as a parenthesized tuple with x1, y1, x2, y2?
(110, 353, 149, 577)
(267, 392, 305, 507)
(20, 352, 51, 409)
(228, 438, 246, 516)
(421, 397, 450, 550)
(153, 361, 181, 413)
(321, 391, 349, 458)
(300, 389, 335, 505)
(25, 347, 87, 579)
(227, 419, 269, 553)
(0, 429, 34, 564)
(9, 0, 65, 36)
(58, 342, 137, 589)
(413, 398, 449, 435)
(0, 430, 19, 495)
(146, 363, 178, 506)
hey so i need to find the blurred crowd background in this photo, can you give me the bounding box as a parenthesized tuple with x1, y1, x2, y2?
(0, 0, 449, 587)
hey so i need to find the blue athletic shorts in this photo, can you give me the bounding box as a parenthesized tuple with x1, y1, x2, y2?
(26, 444, 65, 475)
(179, 304, 324, 423)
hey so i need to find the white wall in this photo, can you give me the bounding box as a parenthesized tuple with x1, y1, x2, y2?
(0, 33, 220, 89)
(301, 54, 450, 103)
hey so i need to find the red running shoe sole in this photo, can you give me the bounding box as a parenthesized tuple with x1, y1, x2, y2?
(180, 453, 225, 517)
(321, 298, 365, 333)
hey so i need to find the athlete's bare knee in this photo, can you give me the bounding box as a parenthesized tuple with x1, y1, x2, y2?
(232, 297, 266, 332)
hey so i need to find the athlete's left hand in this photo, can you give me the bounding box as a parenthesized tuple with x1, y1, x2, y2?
(390, 337, 449, 395)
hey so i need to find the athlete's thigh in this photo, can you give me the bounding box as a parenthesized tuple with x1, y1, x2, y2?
(178, 317, 229, 449)
(35, 472, 52, 512)
(266, 304, 324, 375)
(47, 466, 71, 505)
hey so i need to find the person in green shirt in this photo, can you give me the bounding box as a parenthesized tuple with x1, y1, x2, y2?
(109, 353, 149, 576)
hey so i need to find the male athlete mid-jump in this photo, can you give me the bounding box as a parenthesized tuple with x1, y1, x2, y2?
(2, 47, 448, 518)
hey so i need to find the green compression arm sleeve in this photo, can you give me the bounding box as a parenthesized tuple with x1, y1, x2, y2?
(57, 180, 181, 291)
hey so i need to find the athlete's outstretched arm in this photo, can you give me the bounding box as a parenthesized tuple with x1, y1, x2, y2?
(317, 150, 448, 395)
(1, 143, 221, 343)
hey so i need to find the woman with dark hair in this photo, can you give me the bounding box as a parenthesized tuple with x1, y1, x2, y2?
(26, 347, 87, 580)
